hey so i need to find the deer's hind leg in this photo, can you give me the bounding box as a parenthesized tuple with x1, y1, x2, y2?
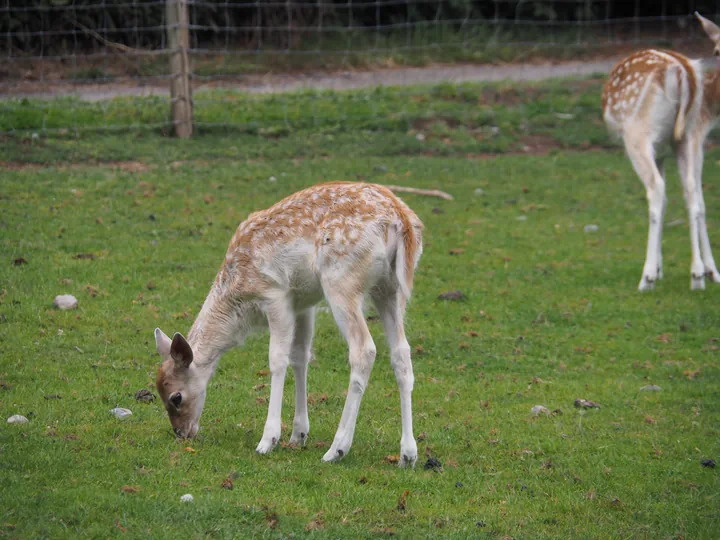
(289, 308, 315, 446)
(320, 275, 377, 463)
(372, 285, 417, 468)
(624, 131, 666, 291)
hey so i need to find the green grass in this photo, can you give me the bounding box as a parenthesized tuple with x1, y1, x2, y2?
(1, 76, 612, 161)
(1, 79, 720, 538)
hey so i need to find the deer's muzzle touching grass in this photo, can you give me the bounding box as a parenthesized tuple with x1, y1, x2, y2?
(602, 12, 720, 291)
(153, 182, 424, 466)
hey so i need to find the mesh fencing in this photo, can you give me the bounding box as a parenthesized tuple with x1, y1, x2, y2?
(1, 0, 718, 136)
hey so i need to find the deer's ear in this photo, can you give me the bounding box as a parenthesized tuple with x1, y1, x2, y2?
(696, 12, 720, 43)
(170, 333, 193, 369)
(154, 328, 172, 357)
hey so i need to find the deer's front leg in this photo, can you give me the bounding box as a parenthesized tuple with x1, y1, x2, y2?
(256, 301, 295, 455)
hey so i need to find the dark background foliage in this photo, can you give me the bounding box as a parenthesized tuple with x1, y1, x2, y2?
(4, 0, 719, 54)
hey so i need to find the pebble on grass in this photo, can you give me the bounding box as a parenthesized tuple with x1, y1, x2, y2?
(531, 405, 550, 416)
(640, 385, 662, 391)
(110, 407, 133, 419)
(7, 415, 29, 424)
(53, 294, 78, 310)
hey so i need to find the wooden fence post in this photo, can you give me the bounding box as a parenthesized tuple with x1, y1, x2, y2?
(167, 0, 192, 138)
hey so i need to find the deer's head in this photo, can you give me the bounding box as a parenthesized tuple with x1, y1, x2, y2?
(153, 328, 205, 439)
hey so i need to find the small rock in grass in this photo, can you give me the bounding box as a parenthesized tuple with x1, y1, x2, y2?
(416, 133, 425, 141)
(583, 224, 599, 233)
(268, 176, 277, 183)
(53, 294, 78, 310)
(474, 188, 484, 196)
(701, 459, 716, 469)
(516, 216, 528, 221)
(574, 398, 601, 409)
(424, 457, 443, 472)
(7, 414, 29, 424)
(180, 493, 194, 503)
(110, 407, 133, 419)
(640, 385, 662, 392)
(531, 405, 550, 416)
(135, 389, 155, 403)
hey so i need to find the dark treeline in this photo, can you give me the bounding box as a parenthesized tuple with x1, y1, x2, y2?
(4, 0, 719, 54)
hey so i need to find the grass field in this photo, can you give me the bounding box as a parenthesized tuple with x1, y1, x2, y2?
(1, 77, 720, 538)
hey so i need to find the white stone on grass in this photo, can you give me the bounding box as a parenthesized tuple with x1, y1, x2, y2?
(109, 407, 133, 420)
(584, 224, 599, 233)
(53, 294, 78, 310)
(531, 405, 550, 416)
(7, 415, 29, 424)
(640, 384, 662, 391)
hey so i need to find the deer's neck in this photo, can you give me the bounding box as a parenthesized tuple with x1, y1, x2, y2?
(186, 279, 255, 377)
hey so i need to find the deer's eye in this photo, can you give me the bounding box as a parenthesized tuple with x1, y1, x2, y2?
(170, 392, 182, 408)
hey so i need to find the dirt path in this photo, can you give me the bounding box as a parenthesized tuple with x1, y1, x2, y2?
(5, 58, 618, 101)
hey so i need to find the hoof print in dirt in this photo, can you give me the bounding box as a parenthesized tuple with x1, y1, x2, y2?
(424, 457, 443, 472)
(438, 290, 465, 301)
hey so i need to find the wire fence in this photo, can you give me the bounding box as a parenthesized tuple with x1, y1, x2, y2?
(1, 0, 718, 137)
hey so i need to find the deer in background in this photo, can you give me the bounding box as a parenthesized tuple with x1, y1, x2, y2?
(153, 182, 424, 467)
(602, 12, 720, 291)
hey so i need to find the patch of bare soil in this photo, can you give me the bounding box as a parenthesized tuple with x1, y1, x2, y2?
(0, 160, 153, 172)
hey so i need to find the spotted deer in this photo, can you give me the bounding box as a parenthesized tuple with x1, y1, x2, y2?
(602, 12, 720, 291)
(153, 182, 424, 466)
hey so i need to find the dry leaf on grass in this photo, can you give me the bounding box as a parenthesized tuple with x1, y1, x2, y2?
(121, 485, 139, 494)
(438, 290, 466, 301)
(396, 490, 409, 512)
(221, 477, 234, 490)
(305, 515, 325, 531)
(384, 455, 400, 465)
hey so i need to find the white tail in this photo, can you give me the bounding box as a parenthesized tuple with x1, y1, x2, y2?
(153, 181, 424, 467)
(601, 13, 720, 291)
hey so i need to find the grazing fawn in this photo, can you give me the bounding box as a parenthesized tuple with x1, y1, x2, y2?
(153, 182, 424, 466)
(602, 12, 720, 291)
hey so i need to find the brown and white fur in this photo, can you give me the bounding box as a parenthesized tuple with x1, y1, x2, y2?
(153, 182, 424, 466)
(602, 12, 720, 291)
